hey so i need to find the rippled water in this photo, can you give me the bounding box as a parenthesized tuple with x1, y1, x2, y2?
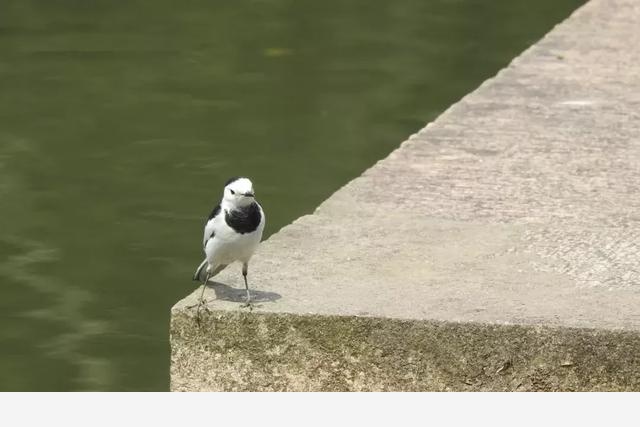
(0, 0, 583, 390)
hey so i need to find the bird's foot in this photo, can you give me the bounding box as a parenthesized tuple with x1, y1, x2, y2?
(187, 298, 209, 310)
(240, 301, 262, 311)
(195, 298, 212, 326)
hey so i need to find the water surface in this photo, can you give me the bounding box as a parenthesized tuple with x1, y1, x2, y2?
(0, 0, 583, 390)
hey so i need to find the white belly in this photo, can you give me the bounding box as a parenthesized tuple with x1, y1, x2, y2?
(205, 224, 264, 266)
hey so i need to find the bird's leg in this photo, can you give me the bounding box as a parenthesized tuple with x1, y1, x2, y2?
(241, 262, 252, 309)
(196, 271, 211, 323)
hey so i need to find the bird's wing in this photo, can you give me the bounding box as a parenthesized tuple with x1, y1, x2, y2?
(257, 202, 266, 228)
(203, 203, 221, 247)
(203, 219, 215, 248)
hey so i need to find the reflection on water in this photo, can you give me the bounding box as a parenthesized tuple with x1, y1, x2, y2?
(0, 137, 111, 389)
(0, 0, 583, 390)
(0, 238, 111, 389)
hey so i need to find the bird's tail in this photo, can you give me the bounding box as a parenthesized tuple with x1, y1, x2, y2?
(193, 259, 208, 282)
(192, 260, 229, 282)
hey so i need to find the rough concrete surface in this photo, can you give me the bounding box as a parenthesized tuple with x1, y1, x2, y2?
(171, 0, 640, 391)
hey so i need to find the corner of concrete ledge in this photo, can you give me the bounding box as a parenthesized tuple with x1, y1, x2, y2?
(171, 0, 640, 391)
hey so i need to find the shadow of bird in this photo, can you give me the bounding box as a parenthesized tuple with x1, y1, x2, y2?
(206, 281, 281, 303)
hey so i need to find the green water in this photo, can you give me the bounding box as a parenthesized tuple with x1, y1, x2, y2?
(0, 0, 583, 391)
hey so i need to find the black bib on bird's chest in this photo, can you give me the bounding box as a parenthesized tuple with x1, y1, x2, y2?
(225, 203, 261, 234)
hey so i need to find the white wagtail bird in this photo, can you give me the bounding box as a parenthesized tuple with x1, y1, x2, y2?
(193, 176, 265, 309)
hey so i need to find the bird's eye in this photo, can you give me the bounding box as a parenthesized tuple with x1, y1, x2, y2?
(230, 189, 235, 195)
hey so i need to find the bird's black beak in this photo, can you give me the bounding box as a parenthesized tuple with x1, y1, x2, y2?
(244, 192, 255, 198)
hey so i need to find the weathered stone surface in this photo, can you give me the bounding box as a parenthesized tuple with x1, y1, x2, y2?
(171, 0, 640, 391)
(171, 311, 640, 391)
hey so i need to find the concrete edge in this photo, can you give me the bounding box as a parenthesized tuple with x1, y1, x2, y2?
(170, 308, 640, 391)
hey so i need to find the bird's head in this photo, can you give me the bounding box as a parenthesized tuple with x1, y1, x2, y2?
(222, 177, 256, 207)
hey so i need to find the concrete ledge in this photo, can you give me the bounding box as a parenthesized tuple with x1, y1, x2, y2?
(171, 0, 640, 391)
(171, 310, 640, 391)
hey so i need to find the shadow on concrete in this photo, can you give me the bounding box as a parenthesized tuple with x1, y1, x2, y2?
(207, 281, 282, 303)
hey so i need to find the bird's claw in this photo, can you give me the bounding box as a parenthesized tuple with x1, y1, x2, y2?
(240, 301, 255, 311)
(195, 297, 212, 326)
